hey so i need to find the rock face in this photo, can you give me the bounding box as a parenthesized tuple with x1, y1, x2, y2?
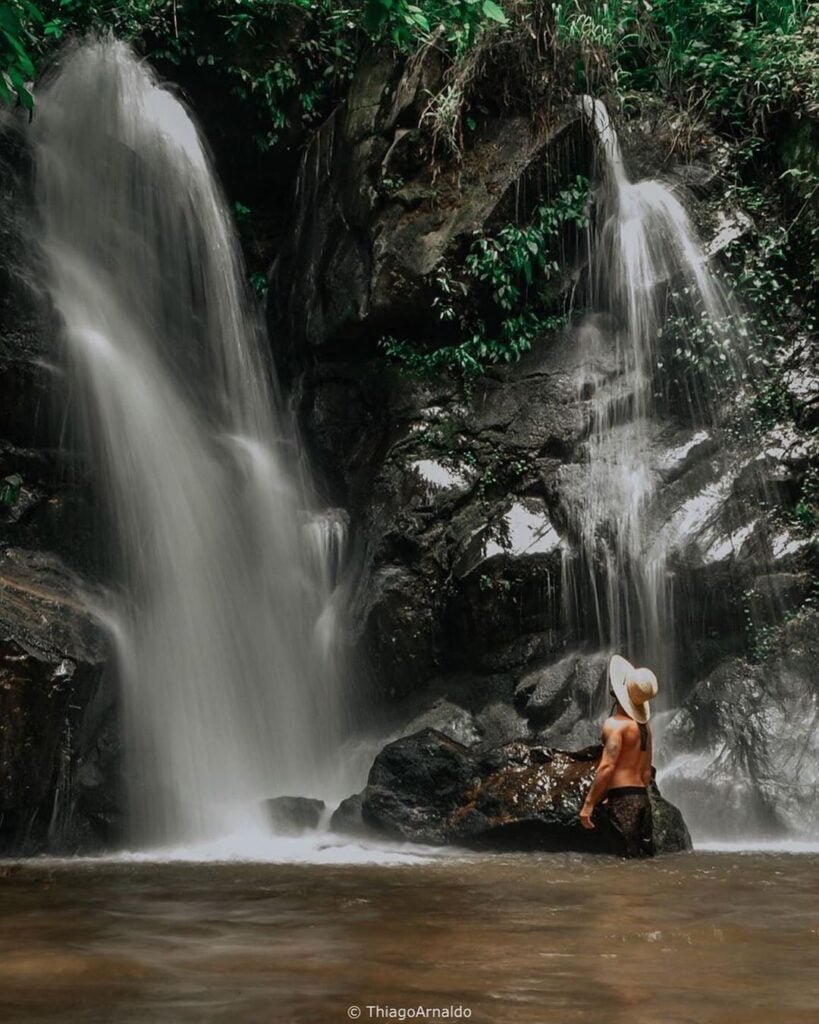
(361, 728, 691, 855)
(0, 547, 120, 853)
(659, 608, 819, 840)
(336, 359, 814, 713)
(329, 791, 369, 836)
(1, 131, 119, 854)
(270, 48, 582, 377)
(271, 44, 816, 841)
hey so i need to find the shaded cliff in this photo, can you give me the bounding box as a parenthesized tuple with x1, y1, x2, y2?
(270, 49, 817, 838)
(0, 122, 121, 853)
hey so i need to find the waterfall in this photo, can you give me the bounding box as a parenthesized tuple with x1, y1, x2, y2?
(31, 37, 346, 845)
(559, 98, 744, 694)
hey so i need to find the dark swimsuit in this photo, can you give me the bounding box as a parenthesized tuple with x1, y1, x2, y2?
(603, 722, 655, 858)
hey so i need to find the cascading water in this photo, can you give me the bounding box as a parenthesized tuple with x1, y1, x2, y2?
(559, 97, 744, 695)
(31, 37, 347, 845)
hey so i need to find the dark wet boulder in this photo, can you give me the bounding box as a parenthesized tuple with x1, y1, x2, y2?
(0, 547, 119, 854)
(647, 783, 692, 853)
(264, 795, 326, 834)
(362, 728, 480, 844)
(452, 741, 691, 855)
(361, 728, 691, 855)
(329, 791, 374, 837)
(448, 741, 608, 853)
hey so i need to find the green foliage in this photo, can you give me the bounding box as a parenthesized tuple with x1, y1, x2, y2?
(0, 471, 23, 505)
(362, 0, 507, 54)
(661, 163, 817, 409)
(647, 0, 816, 134)
(2, 0, 511, 142)
(479, 572, 511, 592)
(248, 270, 269, 296)
(660, 304, 745, 399)
(743, 573, 818, 662)
(553, 1, 819, 139)
(791, 461, 818, 534)
(0, 0, 42, 108)
(9, 1, 812, 155)
(18, 0, 362, 149)
(779, 161, 819, 283)
(742, 589, 779, 663)
(382, 174, 590, 376)
(552, 0, 637, 94)
(465, 178, 589, 305)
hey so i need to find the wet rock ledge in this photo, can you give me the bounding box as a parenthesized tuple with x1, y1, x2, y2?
(0, 548, 120, 854)
(351, 728, 691, 855)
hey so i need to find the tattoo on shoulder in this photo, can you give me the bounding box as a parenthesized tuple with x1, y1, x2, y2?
(605, 733, 621, 756)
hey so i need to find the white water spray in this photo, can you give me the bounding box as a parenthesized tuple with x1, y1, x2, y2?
(561, 98, 743, 690)
(32, 38, 347, 844)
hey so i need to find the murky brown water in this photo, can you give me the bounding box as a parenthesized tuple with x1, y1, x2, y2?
(0, 852, 816, 1023)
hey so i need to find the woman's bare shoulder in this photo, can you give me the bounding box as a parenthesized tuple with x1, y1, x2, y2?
(602, 716, 633, 736)
(603, 717, 639, 737)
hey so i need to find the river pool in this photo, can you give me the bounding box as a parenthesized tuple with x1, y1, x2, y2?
(0, 846, 816, 1023)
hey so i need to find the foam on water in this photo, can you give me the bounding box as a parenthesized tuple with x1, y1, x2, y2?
(14, 834, 818, 867)
(694, 839, 819, 854)
(16, 827, 461, 867)
(118, 832, 456, 865)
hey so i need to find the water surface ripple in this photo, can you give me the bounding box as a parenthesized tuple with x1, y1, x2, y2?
(0, 853, 815, 1023)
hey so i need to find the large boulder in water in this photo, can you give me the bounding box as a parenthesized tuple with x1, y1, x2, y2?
(264, 795, 326, 834)
(329, 791, 370, 836)
(361, 728, 691, 854)
(363, 729, 479, 844)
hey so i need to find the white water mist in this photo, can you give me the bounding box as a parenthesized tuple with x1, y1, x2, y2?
(32, 38, 347, 844)
(560, 98, 743, 691)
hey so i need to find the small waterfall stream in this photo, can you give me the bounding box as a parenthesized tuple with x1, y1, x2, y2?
(32, 38, 346, 845)
(559, 97, 745, 695)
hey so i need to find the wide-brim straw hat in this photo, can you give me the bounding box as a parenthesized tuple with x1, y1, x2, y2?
(609, 654, 658, 724)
